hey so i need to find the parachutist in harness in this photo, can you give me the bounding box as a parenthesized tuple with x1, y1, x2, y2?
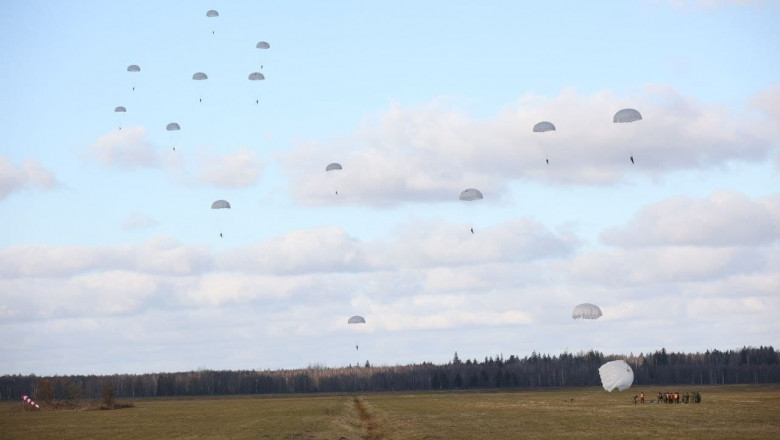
(470, 228, 474, 234)
(356, 345, 358, 351)
(546, 158, 549, 164)
(219, 233, 223, 238)
(630, 155, 634, 164)
(335, 190, 339, 195)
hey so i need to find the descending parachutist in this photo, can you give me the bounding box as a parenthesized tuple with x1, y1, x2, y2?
(219, 232, 223, 238)
(546, 158, 549, 165)
(256, 99, 259, 104)
(335, 190, 339, 195)
(199, 98, 202, 104)
(470, 228, 474, 234)
(172, 147, 175, 152)
(356, 345, 359, 351)
(630, 155, 634, 164)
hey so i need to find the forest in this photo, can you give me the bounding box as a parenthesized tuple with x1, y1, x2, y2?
(1, 346, 777, 402)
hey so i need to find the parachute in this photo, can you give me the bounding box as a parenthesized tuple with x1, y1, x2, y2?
(348, 315, 365, 351)
(114, 107, 126, 130)
(114, 106, 126, 113)
(533, 121, 556, 133)
(599, 360, 634, 392)
(459, 188, 483, 201)
(533, 121, 556, 164)
(166, 122, 181, 131)
(211, 200, 230, 209)
(572, 303, 602, 320)
(613, 108, 642, 123)
(325, 163, 343, 195)
(192, 72, 208, 80)
(206, 10, 219, 17)
(126, 65, 140, 72)
(256, 41, 270, 49)
(248, 72, 265, 81)
(325, 163, 342, 172)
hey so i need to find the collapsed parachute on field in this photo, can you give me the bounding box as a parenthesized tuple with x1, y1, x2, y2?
(599, 360, 634, 392)
(348, 315, 365, 324)
(192, 72, 208, 80)
(533, 121, 556, 133)
(166, 122, 180, 131)
(256, 41, 270, 49)
(613, 108, 642, 123)
(211, 200, 230, 209)
(326, 163, 342, 172)
(572, 303, 602, 320)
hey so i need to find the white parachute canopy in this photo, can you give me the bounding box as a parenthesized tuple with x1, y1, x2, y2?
(348, 315, 365, 324)
(533, 121, 556, 132)
(459, 188, 483, 201)
(613, 108, 642, 123)
(599, 360, 634, 392)
(572, 303, 602, 320)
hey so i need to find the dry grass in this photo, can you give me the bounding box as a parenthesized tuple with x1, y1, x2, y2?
(1, 385, 778, 439)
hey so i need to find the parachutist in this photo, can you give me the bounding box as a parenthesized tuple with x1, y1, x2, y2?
(256, 99, 259, 104)
(546, 158, 549, 165)
(199, 98, 202, 104)
(172, 147, 175, 152)
(356, 345, 359, 351)
(219, 233, 223, 238)
(132, 87, 135, 91)
(335, 190, 339, 195)
(470, 228, 474, 234)
(260, 65, 263, 69)
(630, 155, 634, 164)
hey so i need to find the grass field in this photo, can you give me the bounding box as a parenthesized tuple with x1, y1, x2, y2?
(2, 385, 779, 439)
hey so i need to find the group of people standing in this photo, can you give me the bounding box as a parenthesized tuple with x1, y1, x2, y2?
(633, 391, 701, 404)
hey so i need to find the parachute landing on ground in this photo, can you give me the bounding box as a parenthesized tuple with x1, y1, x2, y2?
(599, 360, 634, 392)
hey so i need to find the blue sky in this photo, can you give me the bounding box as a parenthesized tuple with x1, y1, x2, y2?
(1, 0, 778, 375)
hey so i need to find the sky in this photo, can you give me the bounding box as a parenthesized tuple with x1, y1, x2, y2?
(1, 0, 778, 376)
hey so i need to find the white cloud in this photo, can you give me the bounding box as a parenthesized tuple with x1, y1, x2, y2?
(0, 156, 58, 200)
(89, 126, 161, 169)
(283, 87, 778, 206)
(198, 147, 263, 188)
(602, 191, 780, 247)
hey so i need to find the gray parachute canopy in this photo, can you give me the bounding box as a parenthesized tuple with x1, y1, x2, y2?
(192, 72, 208, 80)
(572, 303, 602, 320)
(211, 200, 230, 209)
(127, 65, 140, 72)
(348, 316, 365, 324)
(206, 9, 219, 17)
(613, 108, 642, 123)
(533, 121, 556, 133)
(459, 188, 483, 201)
(599, 360, 634, 392)
(114, 106, 126, 113)
(256, 41, 270, 49)
(325, 162, 342, 171)
(248, 72, 265, 81)
(166, 122, 180, 131)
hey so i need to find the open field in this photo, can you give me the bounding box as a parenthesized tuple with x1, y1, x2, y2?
(2, 384, 779, 439)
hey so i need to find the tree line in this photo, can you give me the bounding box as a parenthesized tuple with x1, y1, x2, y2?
(1, 346, 777, 402)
